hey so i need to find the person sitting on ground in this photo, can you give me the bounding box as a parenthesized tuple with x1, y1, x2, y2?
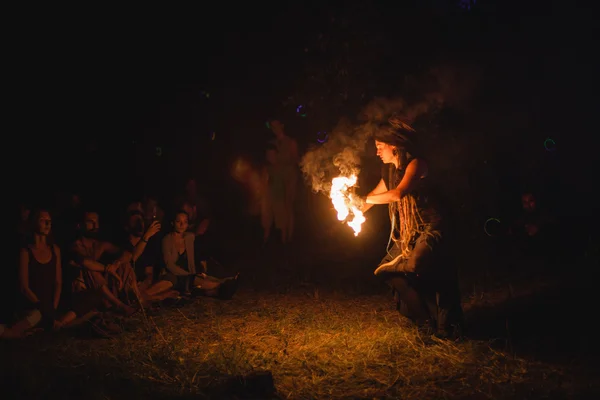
(161, 211, 238, 300)
(122, 209, 178, 301)
(69, 210, 140, 316)
(1, 209, 101, 339)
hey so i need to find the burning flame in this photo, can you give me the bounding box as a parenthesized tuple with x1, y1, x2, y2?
(330, 175, 366, 236)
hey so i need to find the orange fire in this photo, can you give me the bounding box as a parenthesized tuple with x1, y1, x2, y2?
(330, 175, 365, 236)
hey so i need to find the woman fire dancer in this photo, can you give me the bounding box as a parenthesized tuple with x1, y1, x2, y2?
(360, 118, 464, 338)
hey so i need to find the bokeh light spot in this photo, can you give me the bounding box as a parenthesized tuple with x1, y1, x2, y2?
(484, 218, 501, 237)
(544, 137, 556, 152)
(317, 131, 329, 143)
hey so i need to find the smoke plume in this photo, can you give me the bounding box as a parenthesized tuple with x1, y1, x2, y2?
(300, 98, 442, 194)
(300, 63, 480, 195)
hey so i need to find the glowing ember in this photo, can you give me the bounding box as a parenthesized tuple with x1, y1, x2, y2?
(330, 175, 366, 236)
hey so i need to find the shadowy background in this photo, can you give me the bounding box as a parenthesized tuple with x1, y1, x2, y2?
(3, 2, 599, 397)
(10, 0, 597, 288)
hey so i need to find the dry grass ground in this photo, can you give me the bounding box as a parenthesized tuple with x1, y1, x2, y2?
(1, 284, 597, 399)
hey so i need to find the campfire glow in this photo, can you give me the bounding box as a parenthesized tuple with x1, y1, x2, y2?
(330, 175, 366, 236)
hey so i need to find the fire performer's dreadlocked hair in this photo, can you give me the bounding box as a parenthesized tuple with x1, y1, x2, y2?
(374, 117, 437, 259)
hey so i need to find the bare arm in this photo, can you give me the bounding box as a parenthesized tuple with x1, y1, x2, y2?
(361, 178, 388, 213)
(131, 239, 148, 262)
(366, 159, 428, 205)
(103, 242, 132, 264)
(71, 241, 106, 272)
(53, 245, 62, 310)
(19, 248, 39, 304)
(131, 220, 162, 261)
(69, 241, 125, 288)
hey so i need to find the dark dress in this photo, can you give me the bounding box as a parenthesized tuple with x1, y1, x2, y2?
(24, 246, 57, 321)
(163, 250, 192, 293)
(24, 245, 103, 320)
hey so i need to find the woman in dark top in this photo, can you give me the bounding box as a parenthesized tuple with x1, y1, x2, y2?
(162, 211, 238, 299)
(1, 209, 96, 339)
(360, 119, 463, 338)
(161, 211, 197, 293)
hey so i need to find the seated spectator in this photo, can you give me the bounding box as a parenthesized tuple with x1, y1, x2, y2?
(161, 211, 238, 299)
(69, 210, 139, 316)
(1, 209, 101, 339)
(122, 209, 178, 300)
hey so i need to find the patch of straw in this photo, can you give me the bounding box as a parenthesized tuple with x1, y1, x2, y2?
(0, 290, 587, 399)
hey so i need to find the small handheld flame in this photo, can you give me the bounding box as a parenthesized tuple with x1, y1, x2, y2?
(330, 175, 366, 236)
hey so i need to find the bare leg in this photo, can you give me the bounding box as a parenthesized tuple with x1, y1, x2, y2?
(63, 311, 99, 328)
(193, 275, 222, 290)
(101, 285, 136, 316)
(54, 311, 77, 329)
(136, 267, 153, 292)
(191, 276, 218, 296)
(0, 308, 44, 338)
(145, 280, 175, 297)
(142, 267, 154, 289)
(0, 320, 33, 339)
(192, 273, 239, 299)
